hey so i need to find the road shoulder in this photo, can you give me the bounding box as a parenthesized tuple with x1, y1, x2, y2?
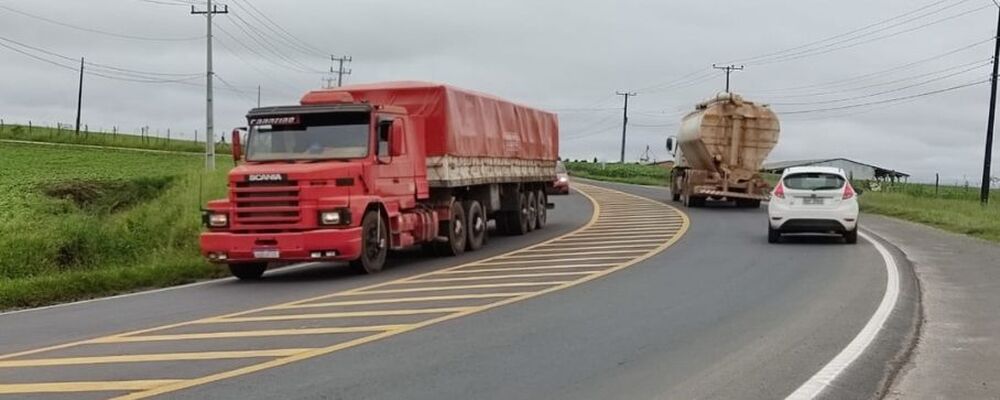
(863, 214, 1000, 399)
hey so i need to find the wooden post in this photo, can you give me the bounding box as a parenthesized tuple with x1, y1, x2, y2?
(935, 173, 939, 196)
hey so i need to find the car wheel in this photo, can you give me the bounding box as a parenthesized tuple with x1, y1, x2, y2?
(844, 228, 858, 244)
(768, 225, 781, 244)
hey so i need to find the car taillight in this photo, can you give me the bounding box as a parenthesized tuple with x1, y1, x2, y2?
(773, 182, 785, 199)
(843, 183, 855, 200)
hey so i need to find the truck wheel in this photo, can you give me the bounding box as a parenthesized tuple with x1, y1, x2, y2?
(671, 191, 681, 202)
(439, 200, 467, 256)
(464, 200, 486, 251)
(351, 211, 388, 274)
(736, 199, 761, 208)
(509, 192, 530, 235)
(228, 262, 267, 280)
(526, 191, 538, 232)
(535, 189, 547, 229)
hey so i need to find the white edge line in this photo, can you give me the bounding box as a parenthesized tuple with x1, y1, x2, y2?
(0, 263, 326, 317)
(785, 230, 901, 400)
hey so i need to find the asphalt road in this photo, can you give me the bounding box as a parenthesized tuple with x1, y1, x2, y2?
(0, 181, 910, 400)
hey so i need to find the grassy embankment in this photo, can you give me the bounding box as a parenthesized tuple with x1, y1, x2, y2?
(0, 141, 228, 309)
(0, 123, 230, 154)
(565, 160, 1000, 243)
(563, 161, 669, 186)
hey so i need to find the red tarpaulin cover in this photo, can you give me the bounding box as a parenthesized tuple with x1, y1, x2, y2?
(300, 81, 559, 161)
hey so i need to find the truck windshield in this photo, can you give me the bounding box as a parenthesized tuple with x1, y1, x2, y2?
(783, 173, 846, 191)
(246, 112, 370, 161)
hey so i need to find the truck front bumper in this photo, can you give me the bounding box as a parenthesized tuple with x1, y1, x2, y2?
(200, 228, 363, 263)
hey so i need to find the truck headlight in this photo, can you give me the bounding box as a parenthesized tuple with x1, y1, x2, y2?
(319, 209, 351, 226)
(320, 211, 341, 225)
(208, 213, 229, 227)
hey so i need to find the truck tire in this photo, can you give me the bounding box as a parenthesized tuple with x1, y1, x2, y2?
(439, 200, 468, 256)
(464, 200, 486, 251)
(526, 191, 538, 232)
(671, 191, 681, 202)
(351, 211, 388, 274)
(506, 192, 530, 236)
(535, 189, 547, 229)
(228, 262, 267, 280)
(736, 199, 761, 208)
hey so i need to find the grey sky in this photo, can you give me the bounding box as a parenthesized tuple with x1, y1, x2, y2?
(0, 0, 996, 183)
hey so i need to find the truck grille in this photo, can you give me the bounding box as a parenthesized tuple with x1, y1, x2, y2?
(232, 180, 301, 227)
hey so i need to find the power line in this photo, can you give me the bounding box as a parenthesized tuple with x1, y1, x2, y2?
(229, 0, 329, 59)
(779, 79, 988, 115)
(224, 14, 323, 73)
(770, 60, 991, 106)
(0, 4, 201, 42)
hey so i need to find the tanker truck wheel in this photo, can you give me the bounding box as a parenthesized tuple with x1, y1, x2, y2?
(228, 262, 267, 280)
(464, 200, 486, 251)
(535, 189, 547, 229)
(526, 191, 538, 232)
(351, 211, 388, 274)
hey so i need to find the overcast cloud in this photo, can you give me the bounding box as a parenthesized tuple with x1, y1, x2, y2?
(1, 0, 997, 183)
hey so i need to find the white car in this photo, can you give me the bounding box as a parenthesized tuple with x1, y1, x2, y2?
(767, 166, 859, 244)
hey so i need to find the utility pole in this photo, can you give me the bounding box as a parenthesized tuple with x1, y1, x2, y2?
(982, 3, 1000, 205)
(616, 91, 636, 163)
(257, 85, 261, 107)
(192, 0, 228, 171)
(331, 55, 352, 87)
(712, 64, 745, 92)
(75, 57, 84, 136)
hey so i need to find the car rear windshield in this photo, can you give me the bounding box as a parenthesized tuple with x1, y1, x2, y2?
(783, 173, 846, 191)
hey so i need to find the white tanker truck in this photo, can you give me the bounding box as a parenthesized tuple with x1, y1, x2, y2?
(666, 93, 780, 208)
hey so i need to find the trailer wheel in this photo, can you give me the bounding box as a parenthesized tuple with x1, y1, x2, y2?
(671, 191, 681, 202)
(464, 200, 486, 251)
(535, 189, 547, 229)
(351, 211, 388, 274)
(736, 199, 761, 208)
(526, 191, 538, 232)
(508, 192, 530, 235)
(439, 200, 468, 256)
(228, 262, 267, 280)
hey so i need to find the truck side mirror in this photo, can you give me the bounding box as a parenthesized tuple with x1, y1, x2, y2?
(665, 137, 675, 152)
(390, 120, 404, 157)
(231, 128, 244, 165)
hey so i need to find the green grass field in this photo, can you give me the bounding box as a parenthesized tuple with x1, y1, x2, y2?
(0, 142, 228, 309)
(859, 182, 1000, 243)
(0, 123, 230, 154)
(564, 161, 669, 186)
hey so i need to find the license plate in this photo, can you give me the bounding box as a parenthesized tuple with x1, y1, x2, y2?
(253, 249, 280, 259)
(803, 197, 824, 205)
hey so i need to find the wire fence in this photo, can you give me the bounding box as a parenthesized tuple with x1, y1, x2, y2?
(0, 118, 231, 154)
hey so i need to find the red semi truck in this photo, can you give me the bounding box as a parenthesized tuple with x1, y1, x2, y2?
(200, 81, 560, 279)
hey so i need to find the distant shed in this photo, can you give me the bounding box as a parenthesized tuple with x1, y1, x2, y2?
(762, 158, 909, 182)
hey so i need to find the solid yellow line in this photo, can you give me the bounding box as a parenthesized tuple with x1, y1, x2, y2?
(0, 380, 183, 394)
(202, 307, 471, 323)
(501, 249, 651, 259)
(0, 349, 310, 368)
(440, 264, 615, 274)
(351, 282, 569, 295)
(407, 271, 592, 283)
(115, 185, 691, 400)
(92, 325, 409, 343)
(471, 256, 633, 266)
(271, 293, 530, 309)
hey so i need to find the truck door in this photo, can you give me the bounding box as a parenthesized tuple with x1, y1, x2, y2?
(374, 117, 417, 209)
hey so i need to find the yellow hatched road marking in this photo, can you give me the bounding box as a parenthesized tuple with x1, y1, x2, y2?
(0, 349, 311, 368)
(547, 238, 669, 245)
(0, 380, 184, 394)
(203, 307, 472, 323)
(94, 325, 410, 343)
(351, 282, 569, 295)
(581, 227, 682, 234)
(472, 256, 633, 266)
(440, 264, 616, 274)
(590, 221, 683, 227)
(502, 249, 651, 259)
(529, 243, 662, 251)
(568, 230, 678, 238)
(407, 271, 593, 283)
(270, 293, 530, 309)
